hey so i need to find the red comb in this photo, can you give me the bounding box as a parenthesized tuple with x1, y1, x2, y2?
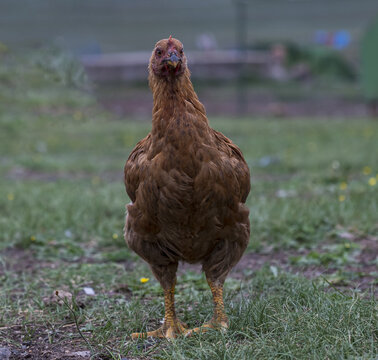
(168, 35, 173, 41)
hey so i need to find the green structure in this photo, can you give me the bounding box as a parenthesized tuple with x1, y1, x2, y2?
(361, 16, 378, 113)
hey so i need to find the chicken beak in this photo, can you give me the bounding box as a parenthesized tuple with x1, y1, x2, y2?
(164, 54, 181, 69)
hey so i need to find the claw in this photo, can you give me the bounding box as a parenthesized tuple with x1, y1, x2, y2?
(131, 280, 229, 340)
(132, 320, 189, 339)
(185, 318, 229, 337)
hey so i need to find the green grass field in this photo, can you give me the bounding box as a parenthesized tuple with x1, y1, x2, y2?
(0, 50, 377, 359)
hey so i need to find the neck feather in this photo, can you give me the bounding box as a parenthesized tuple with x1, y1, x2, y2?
(148, 70, 207, 135)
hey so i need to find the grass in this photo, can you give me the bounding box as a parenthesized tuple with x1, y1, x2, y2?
(0, 49, 377, 359)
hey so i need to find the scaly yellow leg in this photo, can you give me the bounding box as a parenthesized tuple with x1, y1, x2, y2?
(188, 280, 228, 335)
(132, 283, 188, 339)
(208, 280, 229, 328)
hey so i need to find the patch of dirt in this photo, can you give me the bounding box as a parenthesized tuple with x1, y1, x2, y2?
(0, 324, 93, 360)
(1, 236, 376, 359)
(0, 248, 58, 276)
(95, 89, 373, 118)
(179, 235, 378, 293)
(2, 235, 376, 292)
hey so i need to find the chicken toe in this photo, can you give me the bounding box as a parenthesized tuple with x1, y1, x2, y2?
(132, 319, 189, 339)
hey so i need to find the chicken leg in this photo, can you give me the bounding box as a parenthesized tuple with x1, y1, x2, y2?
(132, 279, 228, 339)
(187, 279, 228, 335)
(131, 264, 189, 339)
(206, 279, 229, 328)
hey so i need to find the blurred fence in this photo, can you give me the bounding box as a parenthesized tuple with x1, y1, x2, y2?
(81, 50, 270, 83)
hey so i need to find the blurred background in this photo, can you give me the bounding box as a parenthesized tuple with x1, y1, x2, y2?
(2, 0, 378, 117)
(1, 2, 378, 357)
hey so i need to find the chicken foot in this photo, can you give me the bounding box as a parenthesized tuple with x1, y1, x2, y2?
(131, 279, 228, 339)
(187, 280, 229, 335)
(131, 283, 189, 339)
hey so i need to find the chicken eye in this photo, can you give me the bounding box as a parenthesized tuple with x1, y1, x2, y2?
(156, 49, 162, 56)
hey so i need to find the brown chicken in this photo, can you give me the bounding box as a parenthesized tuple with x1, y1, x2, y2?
(124, 36, 250, 339)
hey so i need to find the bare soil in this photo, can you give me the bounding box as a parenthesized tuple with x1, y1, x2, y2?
(95, 89, 374, 119)
(181, 236, 378, 293)
(1, 235, 376, 359)
(2, 235, 376, 292)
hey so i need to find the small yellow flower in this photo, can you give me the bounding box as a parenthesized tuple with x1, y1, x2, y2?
(363, 128, 373, 138)
(363, 166, 372, 175)
(0, 42, 8, 54)
(73, 111, 83, 121)
(140, 277, 150, 283)
(30, 236, 36, 241)
(91, 176, 101, 185)
(339, 182, 347, 190)
(338, 195, 346, 202)
(368, 177, 377, 186)
(307, 142, 317, 152)
(112, 233, 118, 239)
(344, 243, 351, 249)
(7, 193, 14, 201)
